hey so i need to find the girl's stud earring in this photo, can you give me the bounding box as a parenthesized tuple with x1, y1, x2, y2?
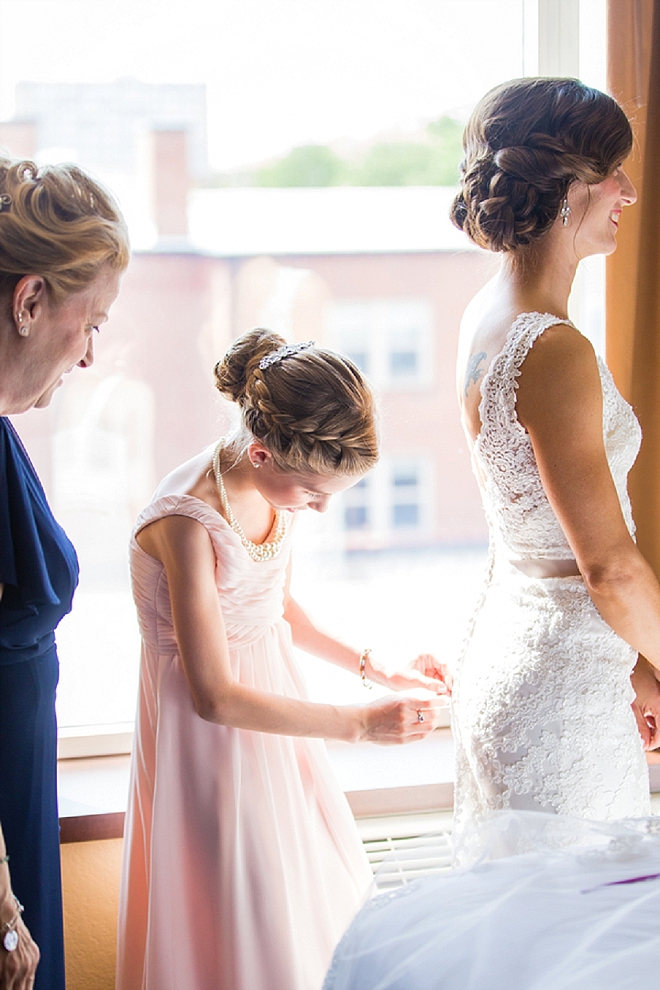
(18, 325, 29, 337)
(560, 198, 571, 226)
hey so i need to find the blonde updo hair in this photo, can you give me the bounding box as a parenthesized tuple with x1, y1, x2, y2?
(450, 77, 633, 253)
(214, 328, 379, 476)
(0, 158, 130, 302)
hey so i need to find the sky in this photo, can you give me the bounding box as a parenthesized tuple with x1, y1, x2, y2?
(0, 0, 605, 171)
(0, 0, 530, 170)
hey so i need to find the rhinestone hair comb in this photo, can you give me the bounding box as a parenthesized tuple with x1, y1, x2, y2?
(258, 340, 315, 370)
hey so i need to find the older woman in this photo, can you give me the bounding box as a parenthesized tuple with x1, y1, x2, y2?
(0, 158, 129, 990)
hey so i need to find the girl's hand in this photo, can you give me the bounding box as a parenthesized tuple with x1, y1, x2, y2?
(366, 652, 452, 696)
(355, 695, 445, 745)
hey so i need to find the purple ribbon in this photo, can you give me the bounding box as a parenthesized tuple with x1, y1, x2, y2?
(581, 872, 660, 894)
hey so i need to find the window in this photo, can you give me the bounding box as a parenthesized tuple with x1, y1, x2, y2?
(0, 0, 606, 755)
(344, 478, 370, 531)
(341, 327, 371, 376)
(335, 456, 433, 551)
(329, 298, 434, 390)
(389, 332, 419, 380)
(392, 463, 421, 529)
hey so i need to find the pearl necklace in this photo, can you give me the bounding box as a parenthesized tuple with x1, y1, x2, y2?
(212, 442, 288, 562)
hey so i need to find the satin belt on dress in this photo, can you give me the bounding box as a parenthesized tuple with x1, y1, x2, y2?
(509, 558, 581, 579)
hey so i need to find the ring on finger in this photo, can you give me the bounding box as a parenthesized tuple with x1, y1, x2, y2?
(416, 709, 425, 723)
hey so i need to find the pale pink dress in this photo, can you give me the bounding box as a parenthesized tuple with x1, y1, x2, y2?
(116, 449, 372, 990)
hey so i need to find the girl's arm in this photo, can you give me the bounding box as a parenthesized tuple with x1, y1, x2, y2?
(516, 323, 660, 674)
(136, 515, 441, 744)
(282, 576, 448, 694)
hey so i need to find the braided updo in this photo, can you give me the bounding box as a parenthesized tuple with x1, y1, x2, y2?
(450, 77, 633, 253)
(214, 328, 379, 476)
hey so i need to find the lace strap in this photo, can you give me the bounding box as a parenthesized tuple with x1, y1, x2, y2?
(477, 312, 577, 446)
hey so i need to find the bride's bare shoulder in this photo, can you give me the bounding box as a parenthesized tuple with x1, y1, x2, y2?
(457, 285, 518, 403)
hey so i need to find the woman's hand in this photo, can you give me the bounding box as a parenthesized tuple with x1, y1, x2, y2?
(0, 907, 40, 990)
(631, 655, 660, 750)
(366, 653, 452, 696)
(355, 695, 445, 745)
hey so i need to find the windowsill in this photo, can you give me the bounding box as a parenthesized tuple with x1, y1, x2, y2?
(57, 732, 660, 843)
(56, 705, 453, 760)
(58, 728, 455, 842)
(57, 723, 134, 760)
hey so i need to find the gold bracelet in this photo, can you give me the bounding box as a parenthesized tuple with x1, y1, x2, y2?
(359, 648, 372, 689)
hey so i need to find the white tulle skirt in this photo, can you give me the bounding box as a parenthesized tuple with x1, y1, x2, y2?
(323, 812, 660, 990)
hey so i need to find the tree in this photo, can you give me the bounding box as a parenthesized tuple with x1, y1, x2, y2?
(354, 117, 463, 186)
(217, 116, 465, 188)
(426, 115, 464, 184)
(355, 142, 438, 185)
(256, 144, 347, 187)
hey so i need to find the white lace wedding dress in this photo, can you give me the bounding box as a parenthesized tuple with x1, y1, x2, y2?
(323, 314, 656, 989)
(452, 312, 650, 860)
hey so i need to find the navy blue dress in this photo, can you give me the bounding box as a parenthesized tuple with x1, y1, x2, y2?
(0, 417, 78, 990)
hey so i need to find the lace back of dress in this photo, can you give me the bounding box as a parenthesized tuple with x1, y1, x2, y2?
(454, 314, 576, 673)
(473, 313, 579, 562)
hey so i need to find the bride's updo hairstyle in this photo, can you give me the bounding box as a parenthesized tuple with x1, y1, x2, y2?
(214, 328, 379, 476)
(450, 77, 633, 253)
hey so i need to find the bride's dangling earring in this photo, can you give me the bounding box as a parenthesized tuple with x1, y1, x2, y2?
(560, 198, 571, 226)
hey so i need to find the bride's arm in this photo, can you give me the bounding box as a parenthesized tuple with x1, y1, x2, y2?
(136, 515, 441, 743)
(516, 322, 660, 678)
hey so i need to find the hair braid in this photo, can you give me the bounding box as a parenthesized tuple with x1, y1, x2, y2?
(450, 77, 632, 252)
(214, 329, 378, 476)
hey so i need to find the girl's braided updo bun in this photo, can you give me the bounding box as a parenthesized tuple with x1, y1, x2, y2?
(450, 77, 633, 253)
(214, 328, 379, 477)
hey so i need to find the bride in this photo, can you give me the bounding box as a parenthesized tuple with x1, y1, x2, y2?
(450, 76, 660, 853)
(323, 76, 660, 990)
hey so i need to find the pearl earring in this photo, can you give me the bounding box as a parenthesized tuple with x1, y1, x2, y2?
(560, 198, 571, 226)
(18, 325, 29, 337)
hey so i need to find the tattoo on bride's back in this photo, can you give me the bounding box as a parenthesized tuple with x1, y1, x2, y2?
(464, 351, 487, 397)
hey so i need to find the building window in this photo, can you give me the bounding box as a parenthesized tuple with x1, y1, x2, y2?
(329, 298, 433, 390)
(338, 456, 430, 547)
(389, 328, 420, 381)
(393, 503, 419, 527)
(342, 328, 370, 376)
(345, 505, 369, 529)
(392, 462, 421, 529)
(344, 477, 370, 530)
